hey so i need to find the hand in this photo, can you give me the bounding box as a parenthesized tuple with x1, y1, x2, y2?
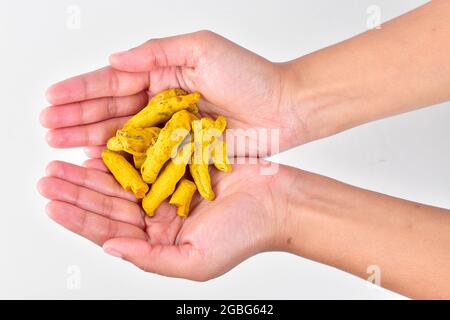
(37, 160, 294, 280)
(40, 30, 301, 157)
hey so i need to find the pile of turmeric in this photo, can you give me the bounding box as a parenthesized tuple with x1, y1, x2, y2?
(101, 89, 232, 217)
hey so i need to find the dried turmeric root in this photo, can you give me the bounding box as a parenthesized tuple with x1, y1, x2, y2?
(123, 90, 200, 129)
(142, 142, 194, 216)
(101, 149, 149, 199)
(141, 110, 197, 184)
(211, 140, 232, 173)
(133, 154, 147, 170)
(116, 127, 160, 156)
(101, 89, 231, 218)
(189, 162, 214, 200)
(106, 136, 123, 151)
(106, 127, 160, 156)
(169, 178, 197, 217)
(150, 88, 188, 104)
(190, 116, 228, 200)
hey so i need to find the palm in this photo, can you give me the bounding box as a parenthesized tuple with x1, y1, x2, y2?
(149, 163, 279, 278)
(145, 34, 283, 135)
(39, 160, 285, 280)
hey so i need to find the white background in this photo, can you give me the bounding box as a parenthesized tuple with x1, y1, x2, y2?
(1, 0, 448, 299)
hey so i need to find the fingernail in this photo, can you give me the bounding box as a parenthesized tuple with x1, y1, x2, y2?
(110, 51, 127, 61)
(45, 130, 64, 148)
(104, 246, 123, 259)
(112, 50, 127, 56)
(45, 86, 58, 104)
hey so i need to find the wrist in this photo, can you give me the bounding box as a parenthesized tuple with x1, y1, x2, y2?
(272, 167, 312, 255)
(260, 165, 311, 253)
(269, 167, 345, 259)
(278, 52, 368, 146)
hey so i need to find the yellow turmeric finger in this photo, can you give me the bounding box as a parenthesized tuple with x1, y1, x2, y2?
(141, 110, 197, 184)
(142, 143, 194, 216)
(107, 127, 159, 156)
(211, 141, 232, 173)
(169, 178, 197, 217)
(214, 116, 227, 133)
(189, 116, 227, 200)
(123, 92, 200, 129)
(133, 154, 146, 170)
(189, 162, 214, 200)
(200, 117, 214, 129)
(101, 150, 149, 199)
(199, 116, 227, 146)
(190, 120, 213, 200)
(106, 136, 123, 151)
(116, 127, 160, 156)
(149, 88, 187, 104)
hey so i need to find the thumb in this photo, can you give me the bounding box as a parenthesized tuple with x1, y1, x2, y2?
(103, 237, 206, 280)
(109, 31, 210, 72)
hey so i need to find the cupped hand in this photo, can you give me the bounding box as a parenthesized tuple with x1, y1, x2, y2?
(38, 160, 295, 280)
(40, 30, 300, 157)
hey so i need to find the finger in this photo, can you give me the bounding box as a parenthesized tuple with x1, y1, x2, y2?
(83, 158, 109, 172)
(103, 238, 206, 280)
(45, 160, 136, 202)
(38, 176, 145, 228)
(84, 146, 106, 158)
(40, 91, 148, 129)
(144, 200, 182, 246)
(46, 201, 147, 246)
(46, 116, 129, 148)
(109, 31, 208, 72)
(46, 66, 149, 105)
(149, 200, 177, 222)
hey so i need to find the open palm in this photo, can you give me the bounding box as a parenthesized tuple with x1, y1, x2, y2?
(38, 160, 290, 280)
(41, 31, 298, 157)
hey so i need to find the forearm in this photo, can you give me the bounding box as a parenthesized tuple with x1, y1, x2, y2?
(278, 169, 450, 299)
(282, 0, 450, 144)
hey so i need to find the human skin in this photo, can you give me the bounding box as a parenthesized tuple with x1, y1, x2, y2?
(39, 0, 450, 299)
(41, 31, 287, 157)
(38, 159, 450, 299)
